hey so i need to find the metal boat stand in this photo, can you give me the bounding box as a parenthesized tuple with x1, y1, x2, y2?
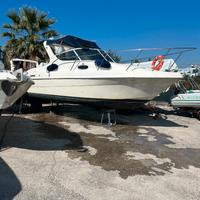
(100, 109, 117, 126)
(18, 97, 23, 114)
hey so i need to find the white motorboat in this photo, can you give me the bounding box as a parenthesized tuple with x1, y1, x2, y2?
(0, 50, 33, 110)
(10, 36, 193, 109)
(171, 76, 200, 119)
(171, 76, 200, 108)
(171, 91, 200, 108)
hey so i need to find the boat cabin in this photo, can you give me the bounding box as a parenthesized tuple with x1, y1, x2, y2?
(45, 35, 115, 66)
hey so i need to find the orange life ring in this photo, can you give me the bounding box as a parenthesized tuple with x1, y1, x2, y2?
(151, 55, 164, 71)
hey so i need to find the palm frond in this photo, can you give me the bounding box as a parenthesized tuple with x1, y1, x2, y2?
(3, 6, 59, 60)
(1, 32, 15, 39)
(7, 9, 20, 25)
(42, 30, 58, 39)
(3, 23, 13, 29)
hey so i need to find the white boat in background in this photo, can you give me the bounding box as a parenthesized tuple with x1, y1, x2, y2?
(179, 64, 200, 77)
(172, 91, 200, 108)
(0, 50, 33, 110)
(10, 35, 194, 109)
(171, 76, 200, 109)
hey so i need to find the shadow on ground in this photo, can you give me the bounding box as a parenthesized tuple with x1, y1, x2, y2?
(0, 115, 85, 199)
(0, 116, 83, 151)
(0, 158, 22, 200)
(42, 104, 185, 127)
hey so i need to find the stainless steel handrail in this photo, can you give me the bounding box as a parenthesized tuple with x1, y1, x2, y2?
(116, 47, 196, 71)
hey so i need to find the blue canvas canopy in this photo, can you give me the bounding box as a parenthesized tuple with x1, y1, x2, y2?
(46, 35, 100, 49)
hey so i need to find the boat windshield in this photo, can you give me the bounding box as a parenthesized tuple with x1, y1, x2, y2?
(75, 49, 104, 61)
(75, 49, 114, 62)
(57, 50, 77, 61)
(54, 45, 114, 62)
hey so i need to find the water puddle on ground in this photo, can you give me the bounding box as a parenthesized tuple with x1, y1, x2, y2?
(18, 112, 200, 179)
(62, 124, 200, 179)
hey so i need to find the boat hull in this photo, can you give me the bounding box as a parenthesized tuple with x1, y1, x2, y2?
(171, 100, 200, 108)
(0, 78, 33, 110)
(28, 77, 180, 108)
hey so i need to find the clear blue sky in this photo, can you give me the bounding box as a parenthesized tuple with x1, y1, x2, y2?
(0, 0, 200, 65)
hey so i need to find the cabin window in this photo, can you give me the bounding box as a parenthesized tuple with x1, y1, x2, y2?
(76, 49, 104, 61)
(57, 51, 77, 61)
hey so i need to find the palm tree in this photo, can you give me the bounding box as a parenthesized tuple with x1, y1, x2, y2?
(1, 6, 58, 69)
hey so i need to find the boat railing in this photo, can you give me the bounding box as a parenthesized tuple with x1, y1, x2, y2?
(186, 75, 200, 90)
(115, 47, 196, 71)
(175, 75, 200, 94)
(10, 58, 39, 71)
(50, 45, 196, 72)
(175, 80, 188, 94)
